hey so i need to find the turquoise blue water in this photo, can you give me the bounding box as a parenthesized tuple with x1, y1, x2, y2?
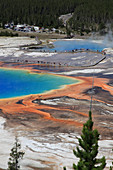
(0, 69, 78, 99)
(43, 39, 109, 52)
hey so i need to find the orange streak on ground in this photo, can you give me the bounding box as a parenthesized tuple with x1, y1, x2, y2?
(36, 105, 88, 117)
(0, 100, 83, 126)
(0, 62, 112, 127)
(46, 117, 83, 126)
(0, 62, 49, 74)
(20, 97, 88, 117)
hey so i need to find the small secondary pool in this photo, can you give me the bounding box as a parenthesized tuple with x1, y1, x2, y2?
(42, 39, 110, 52)
(0, 69, 79, 99)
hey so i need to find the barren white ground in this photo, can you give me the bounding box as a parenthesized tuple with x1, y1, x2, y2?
(0, 37, 56, 58)
(0, 117, 113, 170)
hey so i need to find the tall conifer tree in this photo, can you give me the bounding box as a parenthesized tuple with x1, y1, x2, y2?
(73, 111, 106, 170)
(8, 137, 24, 170)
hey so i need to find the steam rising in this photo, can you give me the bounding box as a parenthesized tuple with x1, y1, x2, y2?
(89, 28, 113, 48)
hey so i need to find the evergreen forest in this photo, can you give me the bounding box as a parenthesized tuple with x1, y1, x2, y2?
(0, 0, 113, 33)
(0, 0, 77, 28)
(68, 0, 113, 34)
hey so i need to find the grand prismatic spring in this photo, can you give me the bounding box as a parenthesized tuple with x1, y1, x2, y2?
(0, 68, 79, 99)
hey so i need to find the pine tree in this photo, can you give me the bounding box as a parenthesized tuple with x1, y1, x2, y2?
(73, 111, 106, 170)
(8, 137, 25, 170)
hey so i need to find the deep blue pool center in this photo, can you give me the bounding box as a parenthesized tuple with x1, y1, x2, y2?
(0, 69, 79, 99)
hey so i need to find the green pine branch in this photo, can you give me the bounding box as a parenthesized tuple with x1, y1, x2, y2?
(64, 111, 106, 170)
